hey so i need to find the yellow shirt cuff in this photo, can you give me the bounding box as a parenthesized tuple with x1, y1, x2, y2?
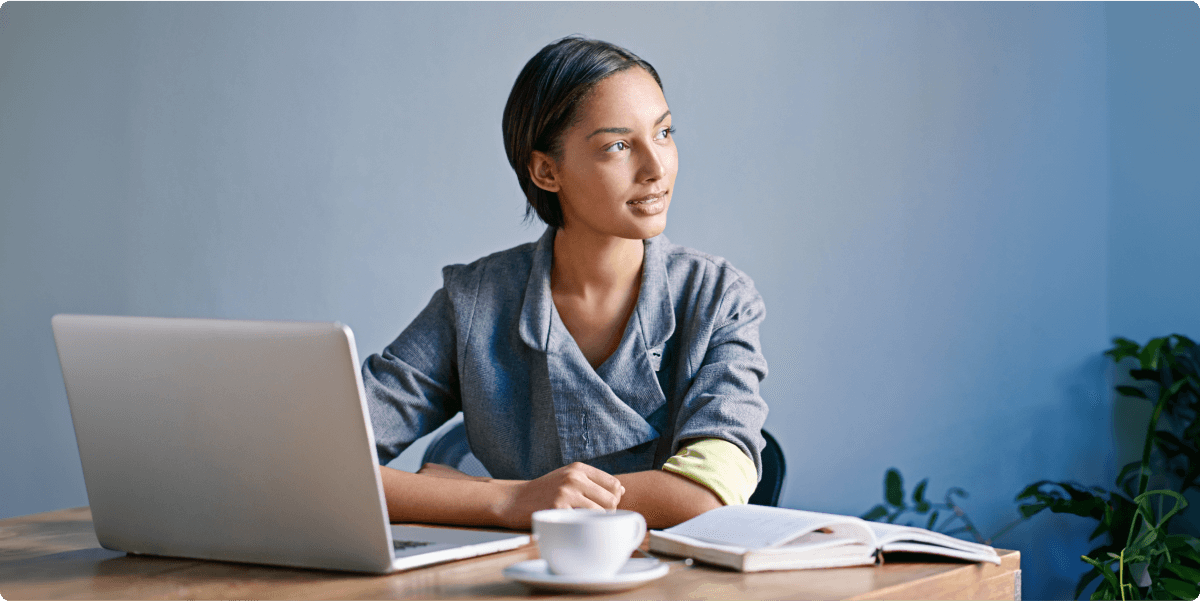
(661, 438, 758, 506)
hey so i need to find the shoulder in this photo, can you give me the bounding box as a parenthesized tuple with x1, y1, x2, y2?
(439, 239, 538, 293)
(429, 239, 539, 334)
(655, 237, 761, 304)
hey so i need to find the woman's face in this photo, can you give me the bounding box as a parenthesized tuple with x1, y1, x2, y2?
(538, 67, 678, 241)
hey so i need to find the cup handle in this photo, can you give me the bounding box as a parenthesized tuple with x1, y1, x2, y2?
(629, 514, 647, 555)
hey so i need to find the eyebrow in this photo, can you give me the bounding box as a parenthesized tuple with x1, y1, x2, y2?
(585, 110, 671, 140)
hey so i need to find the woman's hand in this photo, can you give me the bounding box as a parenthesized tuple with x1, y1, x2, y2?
(492, 462, 625, 529)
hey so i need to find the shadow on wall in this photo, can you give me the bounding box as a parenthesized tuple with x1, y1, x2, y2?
(1064, 352, 1121, 473)
(1008, 353, 1114, 599)
(1111, 356, 1153, 482)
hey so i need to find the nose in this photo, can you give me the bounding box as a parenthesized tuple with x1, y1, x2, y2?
(638, 144, 668, 183)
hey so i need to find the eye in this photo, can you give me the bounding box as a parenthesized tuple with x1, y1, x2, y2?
(655, 126, 676, 140)
(605, 141, 628, 153)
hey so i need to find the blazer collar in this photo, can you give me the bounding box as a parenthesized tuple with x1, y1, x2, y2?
(518, 227, 676, 353)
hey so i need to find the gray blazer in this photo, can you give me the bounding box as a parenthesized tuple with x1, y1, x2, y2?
(364, 227, 769, 480)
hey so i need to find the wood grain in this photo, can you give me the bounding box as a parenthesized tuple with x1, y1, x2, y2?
(0, 507, 1020, 600)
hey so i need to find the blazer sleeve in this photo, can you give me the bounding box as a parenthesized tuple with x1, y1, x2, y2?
(362, 284, 463, 465)
(672, 272, 769, 480)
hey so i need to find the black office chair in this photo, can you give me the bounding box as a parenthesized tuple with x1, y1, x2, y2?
(423, 421, 787, 507)
(748, 429, 786, 507)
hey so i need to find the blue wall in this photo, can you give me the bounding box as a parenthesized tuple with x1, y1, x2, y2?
(0, 3, 1195, 598)
(1104, 1, 1200, 568)
(1107, 1, 1200, 343)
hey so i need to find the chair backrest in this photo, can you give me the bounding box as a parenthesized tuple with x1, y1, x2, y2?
(748, 429, 786, 507)
(421, 418, 490, 478)
(422, 420, 786, 506)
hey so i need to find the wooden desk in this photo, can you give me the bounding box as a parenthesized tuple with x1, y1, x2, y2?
(0, 508, 1020, 600)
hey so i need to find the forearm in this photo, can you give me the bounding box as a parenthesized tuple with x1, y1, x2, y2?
(380, 465, 509, 527)
(417, 462, 491, 482)
(381, 462, 624, 530)
(616, 470, 722, 529)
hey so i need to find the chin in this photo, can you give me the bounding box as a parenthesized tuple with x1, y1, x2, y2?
(620, 200, 670, 239)
(643, 219, 668, 239)
(623, 215, 668, 240)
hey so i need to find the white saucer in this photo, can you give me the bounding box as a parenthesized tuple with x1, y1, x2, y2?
(502, 558, 669, 593)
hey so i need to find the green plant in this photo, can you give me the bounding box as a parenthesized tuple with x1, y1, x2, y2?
(1017, 334, 1200, 599)
(863, 468, 1000, 544)
(1077, 490, 1200, 600)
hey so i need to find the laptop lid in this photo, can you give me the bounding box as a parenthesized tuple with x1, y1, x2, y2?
(52, 314, 405, 573)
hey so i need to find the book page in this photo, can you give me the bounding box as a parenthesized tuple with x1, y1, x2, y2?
(771, 530, 859, 552)
(867, 522, 998, 559)
(662, 505, 871, 549)
(650, 529, 876, 572)
(879, 541, 1002, 565)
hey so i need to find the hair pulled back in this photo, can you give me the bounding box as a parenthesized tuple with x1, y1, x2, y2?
(502, 36, 662, 228)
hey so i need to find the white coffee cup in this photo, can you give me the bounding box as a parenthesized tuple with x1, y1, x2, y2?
(532, 509, 647, 578)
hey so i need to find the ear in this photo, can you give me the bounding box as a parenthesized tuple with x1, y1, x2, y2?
(528, 150, 561, 193)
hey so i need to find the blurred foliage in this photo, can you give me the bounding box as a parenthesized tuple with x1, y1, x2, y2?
(861, 468, 1008, 544)
(1017, 335, 1200, 599)
(864, 335, 1200, 599)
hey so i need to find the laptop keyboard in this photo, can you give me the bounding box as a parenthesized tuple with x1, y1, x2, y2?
(393, 539, 435, 551)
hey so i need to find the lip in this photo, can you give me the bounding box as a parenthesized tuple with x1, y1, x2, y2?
(627, 191, 668, 205)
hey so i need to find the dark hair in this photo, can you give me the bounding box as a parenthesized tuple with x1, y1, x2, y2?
(502, 36, 662, 228)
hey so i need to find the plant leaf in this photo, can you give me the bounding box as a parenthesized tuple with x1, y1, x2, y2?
(1074, 567, 1102, 600)
(1131, 527, 1158, 549)
(1019, 503, 1048, 519)
(1116, 461, 1143, 489)
(1015, 481, 1109, 520)
(862, 505, 888, 521)
(926, 510, 940, 530)
(1116, 385, 1149, 399)
(1167, 378, 1189, 398)
(1081, 555, 1122, 592)
(1163, 561, 1200, 583)
(885, 468, 904, 507)
(1142, 337, 1168, 370)
(1088, 519, 1112, 542)
(1108, 337, 1143, 363)
(1165, 537, 1200, 563)
(945, 486, 969, 502)
(1153, 431, 1198, 459)
(1134, 489, 1188, 526)
(913, 479, 928, 505)
(1159, 577, 1200, 600)
(1015, 480, 1055, 500)
(1130, 368, 1162, 382)
(1177, 354, 1200, 378)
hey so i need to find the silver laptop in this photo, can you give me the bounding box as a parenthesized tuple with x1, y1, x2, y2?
(51, 314, 529, 573)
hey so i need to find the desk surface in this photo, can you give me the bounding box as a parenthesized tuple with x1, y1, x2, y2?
(0, 507, 1019, 600)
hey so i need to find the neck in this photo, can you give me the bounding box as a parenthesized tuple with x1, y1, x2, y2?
(551, 226, 644, 298)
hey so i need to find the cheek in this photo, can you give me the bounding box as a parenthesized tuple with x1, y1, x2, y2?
(561, 158, 622, 209)
(580, 162, 628, 199)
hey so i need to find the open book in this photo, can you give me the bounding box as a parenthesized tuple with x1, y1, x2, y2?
(648, 505, 1000, 572)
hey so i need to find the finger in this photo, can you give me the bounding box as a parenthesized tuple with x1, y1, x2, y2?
(572, 474, 622, 510)
(568, 495, 606, 511)
(570, 463, 625, 498)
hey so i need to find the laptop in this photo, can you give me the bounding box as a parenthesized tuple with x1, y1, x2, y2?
(50, 314, 530, 573)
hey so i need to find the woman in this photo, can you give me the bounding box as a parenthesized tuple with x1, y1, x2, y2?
(365, 37, 768, 530)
